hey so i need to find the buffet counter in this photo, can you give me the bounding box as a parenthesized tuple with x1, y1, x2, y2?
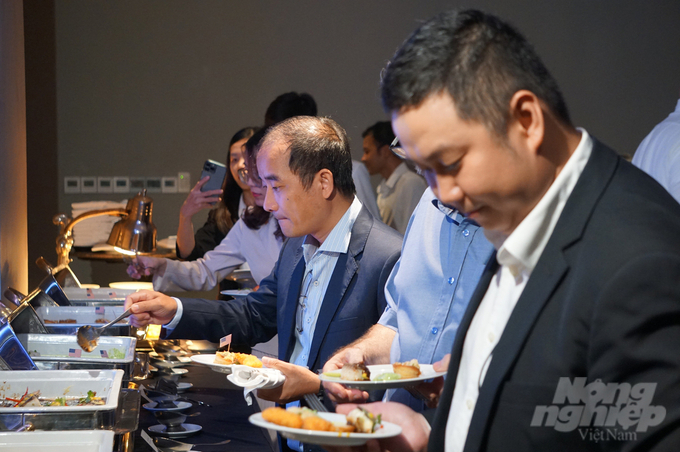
(133, 361, 276, 452)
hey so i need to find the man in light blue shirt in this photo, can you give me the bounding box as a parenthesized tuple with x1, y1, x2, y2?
(323, 187, 493, 411)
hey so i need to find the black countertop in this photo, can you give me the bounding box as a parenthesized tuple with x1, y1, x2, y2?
(133, 363, 275, 452)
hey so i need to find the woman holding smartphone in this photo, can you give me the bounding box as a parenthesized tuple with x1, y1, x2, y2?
(175, 126, 259, 260)
(128, 128, 284, 291)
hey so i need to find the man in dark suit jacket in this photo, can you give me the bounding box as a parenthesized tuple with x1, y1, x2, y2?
(333, 9, 680, 452)
(126, 116, 402, 405)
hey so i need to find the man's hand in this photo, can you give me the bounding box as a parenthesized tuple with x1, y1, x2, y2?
(126, 256, 166, 279)
(406, 354, 451, 408)
(327, 402, 430, 452)
(256, 357, 320, 404)
(180, 176, 222, 218)
(321, 347, 370, 404)
(124, 290, 178, 327)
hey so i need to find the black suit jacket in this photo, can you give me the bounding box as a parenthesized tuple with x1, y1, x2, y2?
(430, 140, 680, 452)
(169, 206, 403, 373)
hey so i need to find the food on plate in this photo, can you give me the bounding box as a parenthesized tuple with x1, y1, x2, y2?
(214, 351, 263, 368)
(392, 359, 421, 378)
(43, 319, 77, 324)
(2, 389, 105, 407)
(261, 406, 383, 434)
(340, 362, 370, 381)
(347, 407, 382, 433)
(262, 406, 304, 428)
(373, 372, 401, 381)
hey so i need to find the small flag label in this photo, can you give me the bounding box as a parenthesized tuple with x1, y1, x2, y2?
(100, 350, 109, 358)
(108, 291, 117, 299)
(69, 348, 81, 358)
(220, 334, 232, 348)
(95, 306, 105, 315)
(86, 289, 94, 299)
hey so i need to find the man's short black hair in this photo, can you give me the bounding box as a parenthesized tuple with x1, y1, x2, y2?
(264, 92, 318, 127)
(262, 116, 356, 199)
(381, 9, 572, 137)
(362, 121, 395, 148)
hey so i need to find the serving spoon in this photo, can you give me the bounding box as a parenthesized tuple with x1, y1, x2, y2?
(76, 307, 133, 352)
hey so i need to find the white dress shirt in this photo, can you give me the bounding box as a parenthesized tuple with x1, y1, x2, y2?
(632, 99, 680, 204)
(352, 160, 382, 220)
(445, 129, 593, 452)
(153, 215, 282, 291)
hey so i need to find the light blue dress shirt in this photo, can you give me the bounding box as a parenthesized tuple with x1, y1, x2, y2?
(377, 187, 494, 410)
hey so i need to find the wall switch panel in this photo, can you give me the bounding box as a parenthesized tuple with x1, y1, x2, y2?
(81, 176, 97, 193)
(64, 177, 81, 194)
(178, 172, 191, 192)
(129, 177, 145, 193)
(162, 176, 178, 193)
(145, 177, 162, 193)
(113, 177, 130, 193)
(97, 177, 113, 193)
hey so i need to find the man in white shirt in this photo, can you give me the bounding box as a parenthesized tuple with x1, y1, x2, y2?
(632, 93, 680, 203)
(361, 121, 426, 233)
(332, 9, 680, 452)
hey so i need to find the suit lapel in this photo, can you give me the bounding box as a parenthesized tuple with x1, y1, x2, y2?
(306, 207, 371, 368)
(429, 254, 498, 450)
(280, 246, 305, 362)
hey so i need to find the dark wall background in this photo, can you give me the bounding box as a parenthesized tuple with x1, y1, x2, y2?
(24, 0, 680, 287)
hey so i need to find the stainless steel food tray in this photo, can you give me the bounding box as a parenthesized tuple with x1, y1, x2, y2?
(35, 306, 133, 337)
(17, 334, 136, 380)
(63, 288, 136, 307)
(0, 430, 115, 451)
(0, 369, 123, 431)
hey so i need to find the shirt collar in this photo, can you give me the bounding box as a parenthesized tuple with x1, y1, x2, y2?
(382, 162, 410, 189)
(492, 128, 593, 279)
(302, 196, 362, 263)
(429, 190, 466, 226)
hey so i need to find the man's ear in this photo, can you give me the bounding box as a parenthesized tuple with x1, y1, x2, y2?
(508, 90, 544, 153)
(317, 169, 335, 199)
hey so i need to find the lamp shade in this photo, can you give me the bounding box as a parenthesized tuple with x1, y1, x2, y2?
(107, 190, 157, 254)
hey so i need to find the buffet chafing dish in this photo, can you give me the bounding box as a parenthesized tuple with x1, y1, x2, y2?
(17, 334, 136, 380)
(0, 369, 124, 430)
(35, 306, 133, 337)
(0, 430, 115, 451)
(0, 323, 36, 370)
(63, 287, 136, 307)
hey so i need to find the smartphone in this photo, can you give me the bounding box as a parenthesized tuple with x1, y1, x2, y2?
(200, 159, 227, 201)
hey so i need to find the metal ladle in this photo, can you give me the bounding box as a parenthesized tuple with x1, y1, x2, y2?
(76, 307, 133, 352)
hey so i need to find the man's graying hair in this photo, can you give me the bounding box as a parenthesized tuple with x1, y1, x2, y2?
(381, 9, 572, 137)
(261, 116, 356, 199)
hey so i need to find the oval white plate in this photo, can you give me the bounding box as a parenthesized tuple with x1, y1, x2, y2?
(190, 353, 235, 374)
(319, 364, 446, 390)
(249, 412, 401, 446)
(108, 281, 154, 290)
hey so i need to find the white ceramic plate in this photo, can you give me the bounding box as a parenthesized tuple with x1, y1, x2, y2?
(176, 382, 193, 393)
(319, 364, 446, 390)
(151, 367, 189, 375)
(220, 289, 252, 297)
(157, 236, 177, 249)
(249, 412, 401, 446)
(190, 354, 236, 374)
(108, 281, 154, 291)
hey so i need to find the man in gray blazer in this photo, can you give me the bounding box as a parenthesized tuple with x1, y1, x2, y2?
(126, 116, 402, 405)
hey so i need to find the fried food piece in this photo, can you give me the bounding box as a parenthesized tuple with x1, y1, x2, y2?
(302, 416, 334, 431)
(236, 353, 263, 368)
(340, 362, 370, 381)
(393, 359, 421, 379)
(262, 407, 303, 429)
(331, 423, 356, 433)
(215, 351, 235, 365)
